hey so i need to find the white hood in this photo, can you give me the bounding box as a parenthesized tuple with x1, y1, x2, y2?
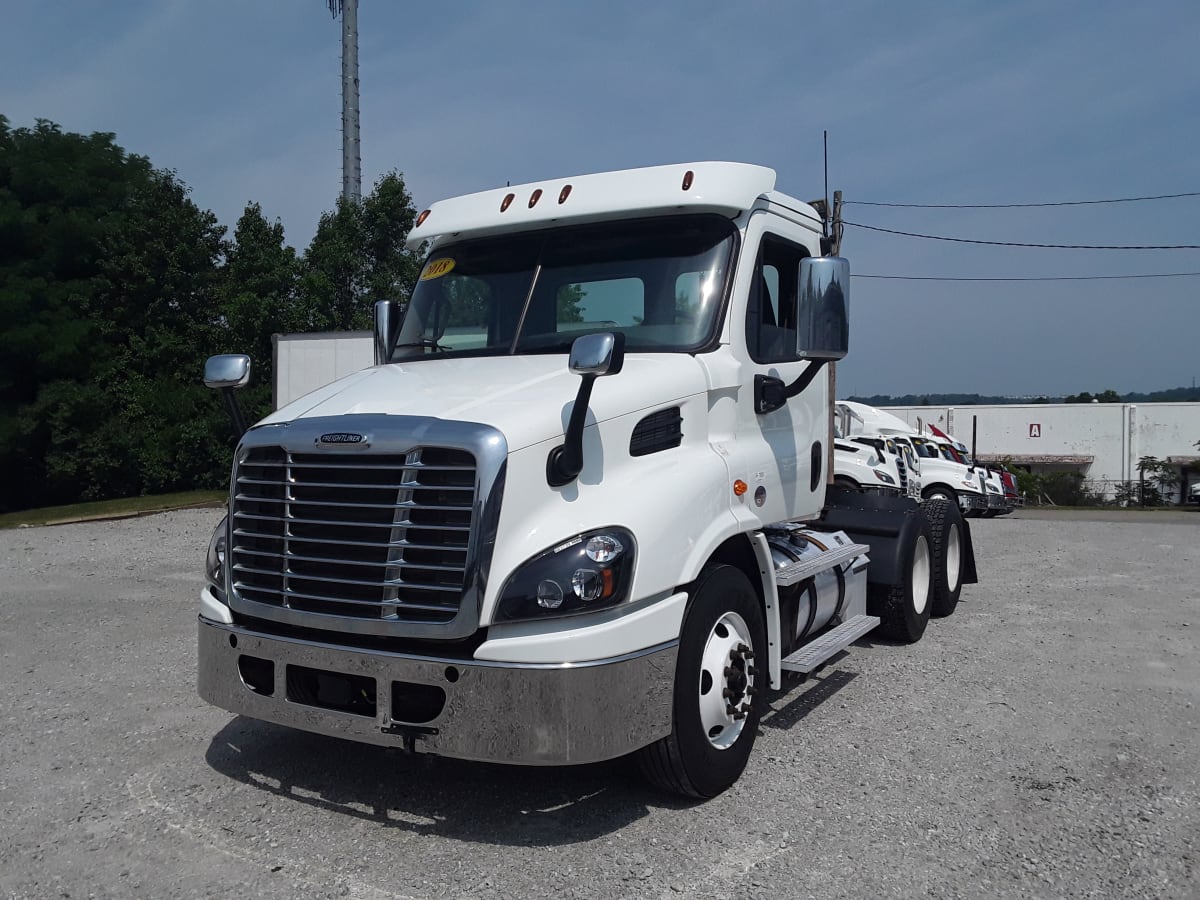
(837, 400, 919, 436)
(259, 354, 709, 452)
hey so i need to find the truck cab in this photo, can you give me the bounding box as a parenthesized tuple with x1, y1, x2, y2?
(200, 162, 976, 798)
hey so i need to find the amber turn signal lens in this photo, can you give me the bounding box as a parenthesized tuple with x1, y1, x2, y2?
(733, 480, 748, 496)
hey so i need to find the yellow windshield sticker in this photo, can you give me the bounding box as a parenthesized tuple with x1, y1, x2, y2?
(420, 258, 456, 281)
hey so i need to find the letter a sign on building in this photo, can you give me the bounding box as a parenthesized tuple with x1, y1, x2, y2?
(1029, 423, 1041, 438)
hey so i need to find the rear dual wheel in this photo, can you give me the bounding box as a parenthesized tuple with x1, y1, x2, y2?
(869, 519, 934, 643)
(921, 498, 965, 617)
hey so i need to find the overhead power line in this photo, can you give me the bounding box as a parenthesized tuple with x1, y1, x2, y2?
(843, 221, 1200, 250)
(846, 191, 1200, 209)
(856, 271, 1200, 282)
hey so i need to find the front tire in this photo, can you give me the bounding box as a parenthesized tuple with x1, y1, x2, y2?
(921, 498, 964, 617)
(923, 484, 957, 505)
(638, 565, 766, 799)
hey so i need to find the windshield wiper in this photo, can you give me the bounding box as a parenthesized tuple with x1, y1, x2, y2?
(393, 338, 451, 352)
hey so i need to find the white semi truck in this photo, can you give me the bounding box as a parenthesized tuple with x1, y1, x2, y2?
(200, 162, 977, 798)
(838, 401, 988, 517)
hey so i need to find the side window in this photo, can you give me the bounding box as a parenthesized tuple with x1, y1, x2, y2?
(745, 234, 808, 364)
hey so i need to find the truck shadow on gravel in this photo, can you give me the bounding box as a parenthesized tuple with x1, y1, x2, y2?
(760, 668, 859, 731)
(204, 717, 692, 844)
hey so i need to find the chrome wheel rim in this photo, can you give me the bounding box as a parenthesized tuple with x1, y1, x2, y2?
(697, 612, 756, 750)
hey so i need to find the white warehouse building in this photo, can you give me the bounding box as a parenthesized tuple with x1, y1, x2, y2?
(880, 403, 1200, 503)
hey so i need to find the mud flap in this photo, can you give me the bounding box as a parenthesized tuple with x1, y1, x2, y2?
(819, 486, 922, 588)
(820, 486, 978, 588)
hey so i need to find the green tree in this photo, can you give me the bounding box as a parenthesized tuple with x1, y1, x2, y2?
(216, 202, 300, 421)
(0, 117, 230, 509)
(298, 171, 423, 330)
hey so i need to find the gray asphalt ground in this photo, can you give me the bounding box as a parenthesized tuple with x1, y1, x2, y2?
(1, 507, 1197, 899)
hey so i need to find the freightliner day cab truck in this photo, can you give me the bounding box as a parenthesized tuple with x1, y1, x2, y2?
(199, 162, 978, 798)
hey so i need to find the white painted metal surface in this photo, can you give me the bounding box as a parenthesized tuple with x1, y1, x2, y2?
(405, 161, 779, 251)
(273, 331, 372, 409)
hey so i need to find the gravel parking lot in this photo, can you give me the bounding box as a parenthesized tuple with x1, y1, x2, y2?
(1, 507, 1197, 899)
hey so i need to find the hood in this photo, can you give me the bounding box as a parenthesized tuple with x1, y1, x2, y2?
(838, 400, 919, 436)
(259, 353, 708, 452)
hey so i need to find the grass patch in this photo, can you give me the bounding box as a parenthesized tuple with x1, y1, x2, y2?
(0, 490, 227, 529)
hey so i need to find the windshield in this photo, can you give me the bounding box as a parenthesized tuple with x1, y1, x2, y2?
(912, 437, 941, 460)
(391, 214, 736, 361)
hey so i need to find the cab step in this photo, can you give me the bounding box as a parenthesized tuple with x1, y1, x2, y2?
(779, 614, 880, 674)
(773, 542, 869, 588)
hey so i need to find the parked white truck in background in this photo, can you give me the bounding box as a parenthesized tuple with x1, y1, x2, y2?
(839, 401, 988, 517)
(200, 162, 977, 798)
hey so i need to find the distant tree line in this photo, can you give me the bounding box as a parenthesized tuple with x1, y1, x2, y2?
(0, 116, 423, 512)
(849, 386, 1200, 407)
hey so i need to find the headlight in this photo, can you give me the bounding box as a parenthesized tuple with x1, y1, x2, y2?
(205, 515, 229, 604)
(496, 527, 636, 622)
(872, 470, 896, 485)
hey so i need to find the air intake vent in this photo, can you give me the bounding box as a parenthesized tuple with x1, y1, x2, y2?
(630, 407, 683, 457)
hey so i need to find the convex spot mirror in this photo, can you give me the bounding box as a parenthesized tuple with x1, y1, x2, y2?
(204, 354, 251, 389)
(795, 256, 849, 361)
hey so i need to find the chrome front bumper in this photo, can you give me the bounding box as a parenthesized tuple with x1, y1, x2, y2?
(198, 618, 677, 766)
(959, 493, 987, 512)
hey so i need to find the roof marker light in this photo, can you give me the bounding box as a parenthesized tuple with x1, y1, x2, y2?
(528, 188, 543, 208)
(558, 184, 572, 204)
(500, 193, 515, 212)
(415, 209, 431, 227)
(682, 170, 694, 191)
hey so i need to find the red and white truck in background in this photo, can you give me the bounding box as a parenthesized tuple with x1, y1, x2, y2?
(200, 162, 977, 797)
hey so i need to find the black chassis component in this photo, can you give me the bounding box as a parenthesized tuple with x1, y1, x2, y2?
(818, 485, 979, 588)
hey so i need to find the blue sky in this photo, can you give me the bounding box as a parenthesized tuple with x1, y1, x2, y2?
(3, 0, 1198, 396)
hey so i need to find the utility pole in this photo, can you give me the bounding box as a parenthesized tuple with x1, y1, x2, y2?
(328, 0, 361, 202)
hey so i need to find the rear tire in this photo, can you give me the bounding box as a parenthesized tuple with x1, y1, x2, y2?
(638, 565, 766, 799)
(921, 498, 964, 617)
(869, 516, 934, 643)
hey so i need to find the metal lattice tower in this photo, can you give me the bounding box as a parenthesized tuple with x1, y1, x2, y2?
(328, 0, 361, 201)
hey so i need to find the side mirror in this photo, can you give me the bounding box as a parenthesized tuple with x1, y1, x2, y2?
(374, 299, 401, 365)
(569, 332, 625, 377)
(204, 354, 251, 390)
(796, 256, 849, 361)
(548, 333, 626, 487)
(204, 354, 251, 437)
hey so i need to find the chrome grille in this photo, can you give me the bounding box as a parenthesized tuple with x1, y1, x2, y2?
(895, 455, 909, 493)
(231, 446, 477, 624)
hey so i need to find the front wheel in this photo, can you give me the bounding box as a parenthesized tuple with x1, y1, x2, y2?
(638, 565, 766, 798)
(923, 484, 957, 505)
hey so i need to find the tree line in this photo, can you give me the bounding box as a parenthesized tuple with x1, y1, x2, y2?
(850, 386, 1200, 407)
(0, 116, 423, 513)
